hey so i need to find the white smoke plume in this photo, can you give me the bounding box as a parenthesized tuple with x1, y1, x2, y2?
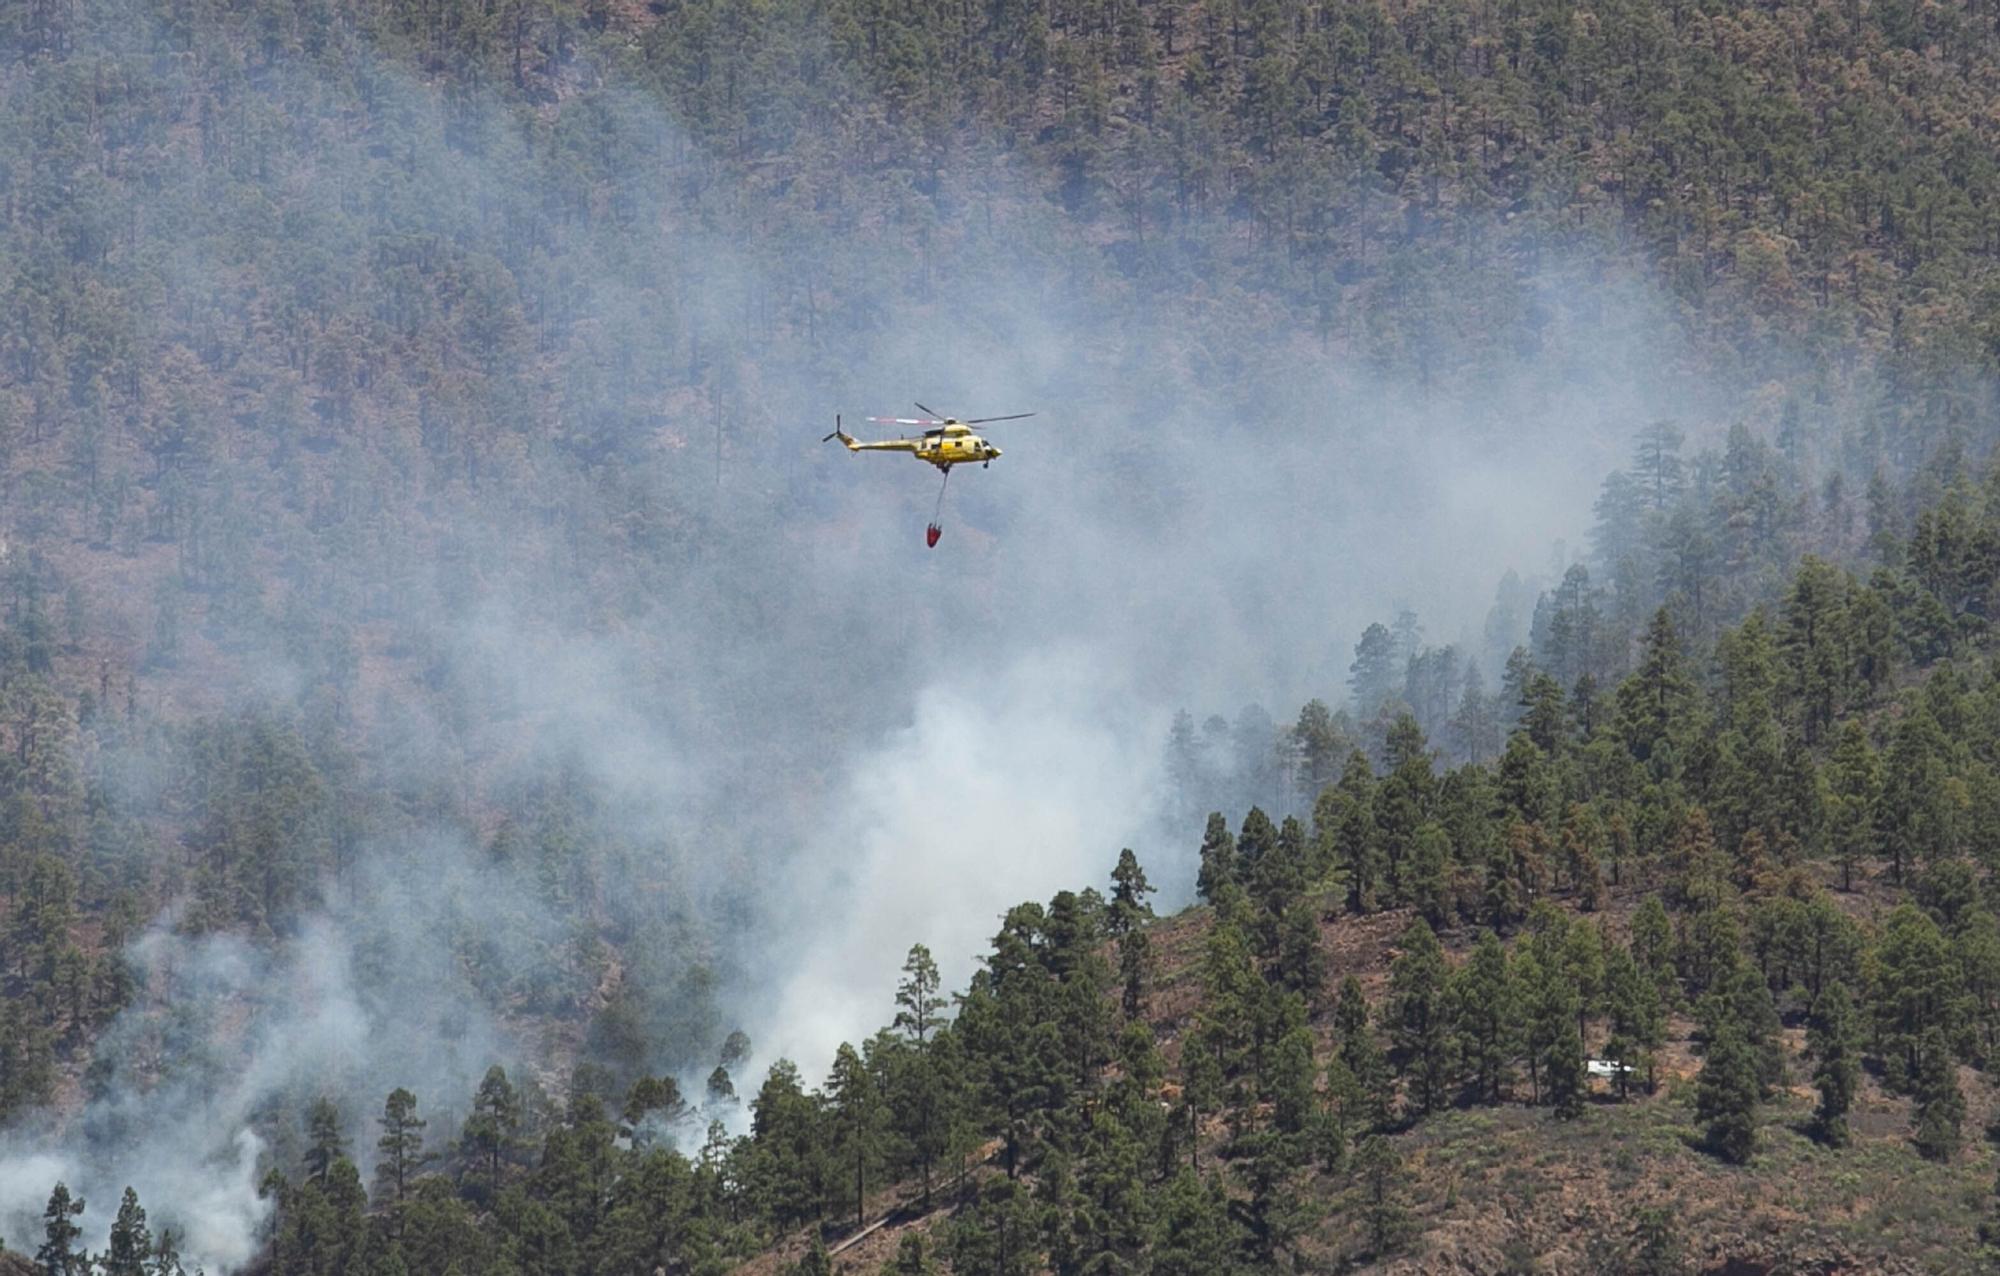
(0, 2, 1741, 1268)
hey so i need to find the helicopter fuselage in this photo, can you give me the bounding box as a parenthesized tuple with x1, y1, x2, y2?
(839, 421, 1001, 469)
(914, 432, 999, 470)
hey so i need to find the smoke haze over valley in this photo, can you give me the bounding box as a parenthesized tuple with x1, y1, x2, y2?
(5, 0, 1990, 1268)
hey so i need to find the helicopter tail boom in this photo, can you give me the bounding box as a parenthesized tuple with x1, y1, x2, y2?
(820, 415, 860, 450)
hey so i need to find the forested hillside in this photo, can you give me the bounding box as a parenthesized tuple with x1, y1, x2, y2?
(11, 0, 2000, 1270)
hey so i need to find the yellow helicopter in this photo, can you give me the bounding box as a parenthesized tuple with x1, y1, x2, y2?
(822, 404, 1035, 546)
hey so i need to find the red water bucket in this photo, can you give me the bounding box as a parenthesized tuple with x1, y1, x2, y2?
(925, 524, 942, 548)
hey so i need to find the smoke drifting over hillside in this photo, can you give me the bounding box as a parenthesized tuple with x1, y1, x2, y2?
(0, 4, 1724, 1267)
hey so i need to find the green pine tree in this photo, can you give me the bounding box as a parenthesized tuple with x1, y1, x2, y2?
(1695, 1021, 1760, 1164)
(1911, 1026, 1965, 1161)
(36, 1183, 87, 1276)
(100, 1187, 152, 1276)
(1808, 982, 1859, 1146)
(1452, 930, 1520, 1103)
(376, 1088, 430, 1203)
(1387, 917, 1454, 1115)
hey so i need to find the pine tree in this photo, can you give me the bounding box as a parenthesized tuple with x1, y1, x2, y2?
(1546, 1019, 1587, 1119)
(1268, 1025, 1317, 1138)
(1072, 1107, 1152, 1274)
(1150, 1169, 1234, 1276)
(1350, 623, 1400, 711)
(1036, 1147, 1082, 1276)
(1196, 917, 1260, 1085)
(1808, 982, 1859, 1146)
(1956, 908, 2000, 1057)
(1273, 901, 1324, 1002)
(1450, 665, 1500, 763)
(1108, 848, 1156, 932)
(377, 1088, 429, 1203)
(1794, 893, 1863, 1018)
(1719, 965, 1786, 1097)
(747, 1059, 826, 1227)
(1632, 422, 1686, 510)
(1234, 806, 1278, 905)
(1872, 903, 1966, 1091)
(1110, 1020, 1169, 1172)
(1617, 608, 1699, 769)
(1334, 976, 1392, 1131)
(888, 1230, 935, 1274)
(891, 946, 960, 1212)
(707, 1066, 736, 1105)
(1679, 898, 1742, 999)
(1314, 1053, 1359, 1170)
(793, 1236, 833, 1276)
(1295, 698, 1347, 803)
(962, 908, 1067, 1180)
(1666, 807, 1726, 916)
(1354, 1134, 1410, 1257)
(99, 1186, 151, 1276)
(1388, 919, 1454, 1115)
(1630, 894, 1677, 1006)
(304, 1096, 346, 1183)
(541, 1095, 618, 1255)
(1195, 812, 1237, 904)
(0, 995, 55, 1122)
(1334, 751, 1381, 912)
(895, 944, 948, 1045)
(1826, 720, 1880, 891)
(1521, 673, 1568, 754)
(148, 1228, 184, 1276)
(1911, 1026, 1965, 1161)
(1781, 556, 1854, 744)
(323, 1157, 368, 1265)
(1178, 1028, 1224, 1173)
(828, 1042, 886, 1229)
(462, 1065, 520, 1195)
(1408, 821, 1452, 926)
(1376, 716, 1437, 897)
(36, 1183, 86, 1276)
(1879, 710, 1950, 885)
(1484, 823, 1527, 930)
(1250, 816, 1309, 937)
(1452, 930, 1520, 1103)
(1604, 943, 1665, 1096)
(1561, 802, 1605, 910)
(623, 1075, 690, 1146)
(1519, 944, 1580, 1109)
(1695, 1021, 1760, 1164)
(1119, 926, 1151, 1019)
(1562, 918, 1607, 1045)
(1233, 1126, 1305, 1268)
(1776, 737, 1827, 858)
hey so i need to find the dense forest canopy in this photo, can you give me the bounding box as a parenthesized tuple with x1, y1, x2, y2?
(9, 0, 2000, 1270)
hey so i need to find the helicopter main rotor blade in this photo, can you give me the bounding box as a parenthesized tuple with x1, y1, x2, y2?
(914, 402, 944, 418)
(962, 413, 1036, 424)
(868, 416, 943, 427)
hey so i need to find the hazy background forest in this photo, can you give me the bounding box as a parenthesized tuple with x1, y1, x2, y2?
(7, 0, 2000, 1269)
